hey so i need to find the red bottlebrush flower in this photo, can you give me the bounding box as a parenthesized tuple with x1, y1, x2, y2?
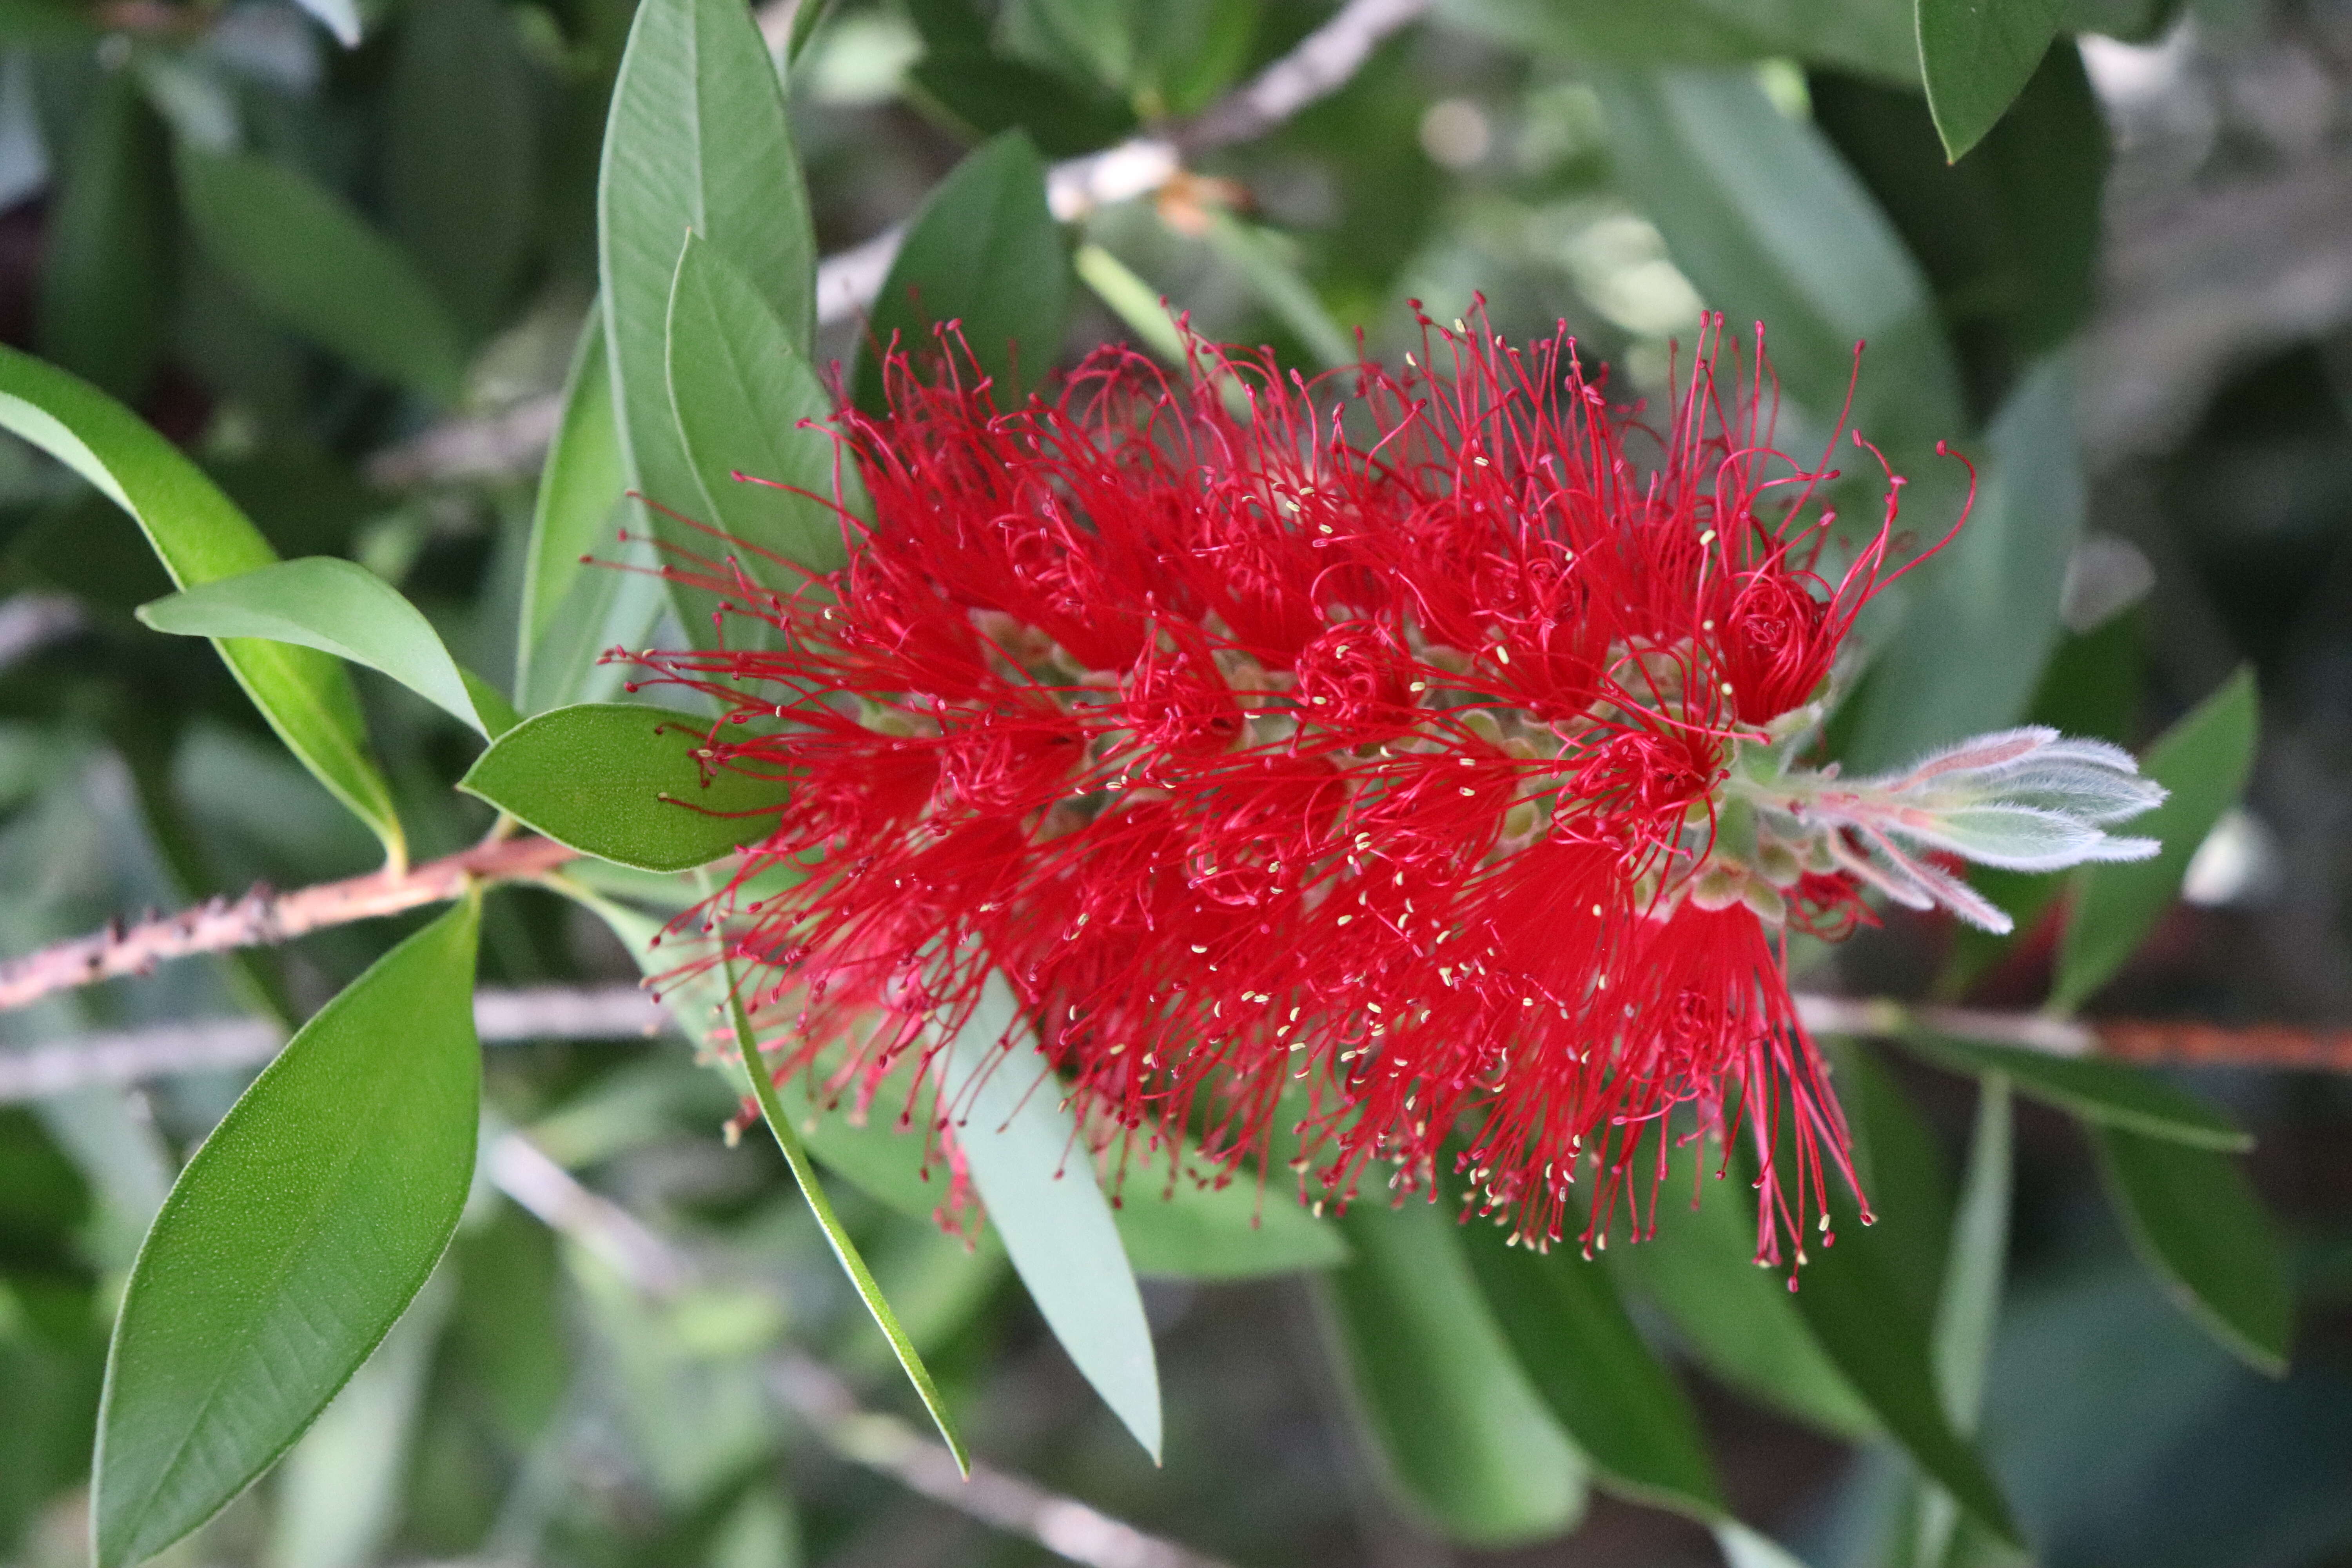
(629, 309, 2158, 1270)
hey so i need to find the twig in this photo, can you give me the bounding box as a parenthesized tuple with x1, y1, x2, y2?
(0, 834, 578, 1014)
(487, 1130, 1238, 1568)
(0, 985, 663, 1102)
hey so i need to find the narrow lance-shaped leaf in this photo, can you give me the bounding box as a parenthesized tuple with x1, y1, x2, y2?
(2092, 1125, 2292, 1377)
(1917, 0, 2063, 162)
(723, 969, 969, 1471)
(940, 974, 1163, 1461)
(1893, 1031, 2249, 1151)
(460, 703, 789, 872)
(174, 147, 467, 405)
(0, 346, 402, 865)
(139, 557, 511, 737)
(1914, 1074, 2015, 1568)
(1457, 1214, 1727, 1519)
(517, 310, 621, 691)
(93, 898, 483, 1568)
(1589, 63, 1963, 451)
(2055, 666, 2258, 1011)
(665, 232, 854, 578)
(599, 0, 817, 643)
(853, 131, 1071, 412)
(1322, 1201, 1587, 1545)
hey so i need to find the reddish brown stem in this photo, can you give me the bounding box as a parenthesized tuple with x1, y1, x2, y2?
(0, 834, 579, 1013)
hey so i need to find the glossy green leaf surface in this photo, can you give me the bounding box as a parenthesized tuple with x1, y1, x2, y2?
(598, 0, 816, 643)
(139, 558, 500, 737)
(1590, 64, 1962, 452)
(1917, 0, 2063, 162)
(665, 232, 853, 579)
(1842, 354, 2082, 775)
(2055, 667, 2259, 1012)
(174, 147, 467, 405)
(1458, 1220, 1726, 1518)
(1323, 1201, 1586, 1544)
(2092, 1125, 2292, 1376)
(1896, 1032, 2250, 1151)
(1615, 1152, 1880, 1441)
(459, 703, 787, 871)
(0, 346, 401, 862)
(854, 131, 1071, 412)
(940, 975, 1161, 1461)
(93, 900, 482, 1567)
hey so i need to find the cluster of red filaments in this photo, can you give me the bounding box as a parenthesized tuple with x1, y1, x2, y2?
(633, 311, 1921, 1267)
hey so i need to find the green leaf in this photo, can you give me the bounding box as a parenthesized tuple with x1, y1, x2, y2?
(1917, 0, 2062, 162)
(939, 974, 1161, 1461)
(724, 975, 969, 1472)
(139, 558, 501, 737)
(36, 72, 172, 402)
(1914, 1077, 2016, 1566)
(2054, 667, 2258, 1012)
(0, 346, 401, 864)
(1842, 354, 2082, 776)
(174, 147, 468, 405)
(599, 0, 817, 643)
(1457, 1221, 1726, 1519)
(459, 703, 788, 872)
(93, 899, 482, 1568)
(384, 0, 538, 335)
(1894, 1033, 2249, 1151)
(1783, 1175, 2020, 1547)
(1617, 1146, 1880, 1441)
(786, 1070, 1346, 1277)
(1200, 212, 1359, 372)
(1322, 1201, 1586, 1545)
(1589, 64, 1962, 452)
(665, 232, 854, 579)
(854, 131, 1071, 412)
(1073, 242, 1189, 365)
(2091, 1125, 2291, 1376)
(1442, 0, 1920, 84)
(1109, 1171, 1350, 1279)
(516, 313, 650, 712)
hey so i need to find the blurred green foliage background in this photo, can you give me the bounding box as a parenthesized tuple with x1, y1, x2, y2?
(0, 0, 2351, 1564)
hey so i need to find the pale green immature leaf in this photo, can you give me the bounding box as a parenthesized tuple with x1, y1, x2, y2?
(93, 900, 483, 1568)
(855, 131, 1071, 412)
(0, 346, 401, 863)
(1917, 0, 2063, 162)
(1324, 1201, 1586, 1544)
(2093, 1125, 2292, 1376)
(140, 558, 504, 737)
(459, 703, 788, 872)
(2055, 668, 2259, 1012)
(665, 233, 854, 578)
(599, 0, 817, 643)
(174, 147, 468, 404)
(942, 975, 1162, 1461)
(1895, 1033, 2249, 1151)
